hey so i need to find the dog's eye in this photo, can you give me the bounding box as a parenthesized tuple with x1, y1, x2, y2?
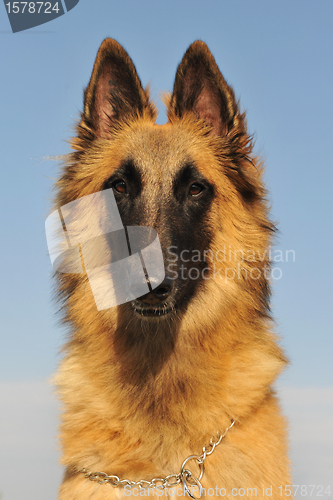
(113, 180, 127, 194)
(189, 183, 204, 197)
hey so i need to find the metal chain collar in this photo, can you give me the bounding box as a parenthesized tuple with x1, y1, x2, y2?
(78, 420, 235, 499)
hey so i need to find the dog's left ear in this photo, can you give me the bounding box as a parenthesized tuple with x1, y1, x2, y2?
(81, 38, 155, 138)
(168, 41, 238, 137)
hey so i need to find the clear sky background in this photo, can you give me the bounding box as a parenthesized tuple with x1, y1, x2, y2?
(0, 1, 332, 499)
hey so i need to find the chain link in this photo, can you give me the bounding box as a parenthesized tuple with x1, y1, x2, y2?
(80, 469, 182, 490)
(79, 420, 235, 498)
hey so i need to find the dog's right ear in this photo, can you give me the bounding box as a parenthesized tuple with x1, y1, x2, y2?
(81, 39, 155, 138)
(168, 41, 238, 137)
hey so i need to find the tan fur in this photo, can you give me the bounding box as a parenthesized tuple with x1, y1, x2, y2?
(53, 39, 291, 499)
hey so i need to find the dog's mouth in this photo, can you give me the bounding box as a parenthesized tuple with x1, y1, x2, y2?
(131, 299, 176, 317)
(130, 276, 178, 317)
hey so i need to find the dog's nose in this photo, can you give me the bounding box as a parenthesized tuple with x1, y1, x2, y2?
(139, 276, 173, 304)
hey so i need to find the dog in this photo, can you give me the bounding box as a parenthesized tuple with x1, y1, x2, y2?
(52, 39, 291, 499)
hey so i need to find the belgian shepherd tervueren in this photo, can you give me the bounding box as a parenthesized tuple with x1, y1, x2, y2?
(53, 39, 291, 499)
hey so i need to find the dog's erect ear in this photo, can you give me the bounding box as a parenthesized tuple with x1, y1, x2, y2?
(168, 41, 238, 136)
(82, 39, 155, 138)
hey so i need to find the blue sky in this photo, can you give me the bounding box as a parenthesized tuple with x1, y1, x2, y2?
(0, 1, 332, 498)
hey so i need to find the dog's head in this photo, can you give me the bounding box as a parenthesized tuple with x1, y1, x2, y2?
(55, 39, 273, 342)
